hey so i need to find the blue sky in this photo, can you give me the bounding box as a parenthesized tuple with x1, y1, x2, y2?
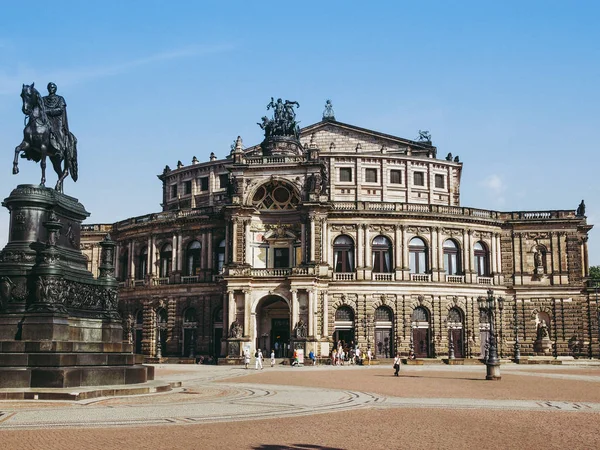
(1, 1, 599, 263)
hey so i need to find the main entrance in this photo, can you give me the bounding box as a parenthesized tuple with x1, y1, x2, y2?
(256, 295, 290, 358)
(412, 306, 431, 358)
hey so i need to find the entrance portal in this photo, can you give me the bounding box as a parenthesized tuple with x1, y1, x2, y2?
(412, 306, 431, 358)
(256, 295, 290, 358)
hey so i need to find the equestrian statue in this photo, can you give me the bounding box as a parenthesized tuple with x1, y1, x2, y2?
(13, 82, 78, 193)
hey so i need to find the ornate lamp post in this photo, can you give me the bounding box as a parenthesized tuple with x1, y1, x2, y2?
(513, 296, 520, 362)
(448, 326, 455, 360)
(477, 289, 503, 380)
(188, 329, 196, 359)
(155, 312, 162, 359)
(498, 296, 504, 358)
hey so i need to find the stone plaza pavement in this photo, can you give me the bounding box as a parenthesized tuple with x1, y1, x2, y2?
(1, 362, 600, 449)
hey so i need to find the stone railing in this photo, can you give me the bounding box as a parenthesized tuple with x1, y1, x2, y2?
(133, 279, 147, 287)
(250, 268, 292, 277)
(245, 155, 305, 165)
(152, 277, 170, 286)
(329, 201, 577, 221)
(410, 273, 431, 282)
(373, 273, 394, 281)
(333, 272, 356, 281)
(477, 276, 493, 285)
(445, 275, 464, 283)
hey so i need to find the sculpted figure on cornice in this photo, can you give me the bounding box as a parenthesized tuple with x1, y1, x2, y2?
(522, 232, 550, 240)
(368, 224, 395, 233)
(441, 228, 463, 237)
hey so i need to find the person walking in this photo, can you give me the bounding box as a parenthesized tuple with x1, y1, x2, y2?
(309, 349, 316, 366)
(255, 349, 263, 370)
(270, 349, 275, 367)
(244, 348, 250, 369)
(393, 353, 401, 376)
(367, 348, 372, 366)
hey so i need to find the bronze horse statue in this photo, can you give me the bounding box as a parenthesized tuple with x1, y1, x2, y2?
(13, 83, 78, 192)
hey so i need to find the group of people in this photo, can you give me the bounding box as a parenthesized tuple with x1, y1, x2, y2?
(331, 341, 372, 366)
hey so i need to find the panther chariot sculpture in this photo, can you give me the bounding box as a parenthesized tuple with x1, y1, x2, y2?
(13, 82, 78, 193)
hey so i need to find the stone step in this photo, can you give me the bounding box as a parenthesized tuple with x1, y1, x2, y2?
(0, 364, 154, 388)
(0, 352, 136, 367)
(0, 379, 177, 401)
(0, 340, 133, 353)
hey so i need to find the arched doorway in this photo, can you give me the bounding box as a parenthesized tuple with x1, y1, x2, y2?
(182, 307, 197, 357)
(412, 306, 430, 358)
(156, 308, 168, 356)
(333, 305, 355, 349)
(256, 295, 290, 358)
(447, 307, 464, 358)
(374, 306, 393, 358)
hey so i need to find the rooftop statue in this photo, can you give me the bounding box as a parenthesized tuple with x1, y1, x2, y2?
(576, 200, 586, 217)
(417, 130, 432, 143)
(258, 97, 301, 139)
(323, 99, 336, 121)
(13, 82, 78, 192)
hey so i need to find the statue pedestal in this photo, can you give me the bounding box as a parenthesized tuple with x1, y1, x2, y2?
(0, 185, 153, 388)
(534, 338, 553, 355)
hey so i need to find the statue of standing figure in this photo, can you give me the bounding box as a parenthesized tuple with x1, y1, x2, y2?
(261, 97, 300, 138)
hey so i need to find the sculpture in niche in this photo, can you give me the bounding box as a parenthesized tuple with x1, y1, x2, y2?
(229, 320, 243, 338)
(295, 319, 307, 338)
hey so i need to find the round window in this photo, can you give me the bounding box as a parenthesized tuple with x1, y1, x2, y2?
(273, 186, 290, 203)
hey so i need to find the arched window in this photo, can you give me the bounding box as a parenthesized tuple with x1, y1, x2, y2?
(160, 243, 173, 278)
(448, 307, 463, 324)
(409, 237, 428, 274)
(333, 235, 355, 273)
(184, 308, 197, 324)
(119, 249, 128, 281)
(136, 247, 148, 280)
(372, 235, 392, 273)
(185, 240, 201, 276)
(474, 241, 489, 276)
(443, 239, 461, 275)
(412, 306, 429, 322)
(216, 239, 226, 273)
(335, 305, 355, 322)
(374, 306, 392, 322)
(252, 181, 300, 210)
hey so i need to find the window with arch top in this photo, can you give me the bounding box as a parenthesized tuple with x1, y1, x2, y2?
(252, 181, 299, 210)
(372, 235, 392, 273)
(160, 243, 173, 278)
(333, 235, 355, 273)
(443, 239, 461, 275)
(409, 237, 428, 274)
(474, 241, 489, 276)
(185, 240, 201, 276)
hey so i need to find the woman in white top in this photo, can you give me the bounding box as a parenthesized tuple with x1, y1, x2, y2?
(393, 353, 401, 376)
(244, 349, 250, 369)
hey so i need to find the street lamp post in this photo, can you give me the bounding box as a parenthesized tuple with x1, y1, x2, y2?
(513, 296, 520, 363)
(448, 327, 455, 360)
(188, 329, 196, 359)
(156, 313, 162, 359)
(477, 289, 503, 380)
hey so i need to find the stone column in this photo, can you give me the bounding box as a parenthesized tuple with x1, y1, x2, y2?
(462, 229, 468, 280)
(222, 291, 229, 338)
(401, 225, 409, 280)
(309, 216, 316, 262)
(207, 229, 213, 270)
(291, 290, 299, 331)
(301, 223, 306, 264)
(115, 243, 120, 279)
(244, 220, 251, 265)
(308, 290, 315, 337)
(227, 290, 236, 329)
(357, 224, 364, 271)
(171, 234, 178, 273)
(322, 292, 329, 339)
(364, 225, 371, 269)
(394, 225, 402, 269)
(231, 219, 238, 264)
(322, 220, 328, 264)
(128, 241, 134, 281)
(243, 290, 251, 338)
(224, 223, 230, 264)
(177, 232, 183, 272)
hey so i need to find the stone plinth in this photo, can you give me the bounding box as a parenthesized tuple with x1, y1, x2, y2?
(0, 185, 152, 389)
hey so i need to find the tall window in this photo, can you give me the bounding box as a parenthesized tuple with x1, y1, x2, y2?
(413, 172, 425, 186)
(170, 184, 178, 199)
(409, 237, 427, 274)
(339, 168, 353, 182)
(434, 174, 445, 189)
(186, 240, 201, 276)
(372, 235, 392, 273)
(219, 174, 229, 189)
(136, 247, 148, 280)
(365, 168, 378, 183)
(474, 241, 489, 276)
(199, 177, 209, 191)
(333, 235, 355, 273)
(390, 170, 402, 184)
(183, 180, 191, 195)
(160, 243, 173, 278)
(443, 239, 460, 275)
(216, 239, 226, 273)
(119, 249, 129, 280)
(273, 248, 290, 268)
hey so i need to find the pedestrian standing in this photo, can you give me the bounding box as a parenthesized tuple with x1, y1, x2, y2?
(244, 348, 250, 369)
(393, 353, 401, 376)
(270, 349, 275, 367)
(367, 348, 372, 366)
(255, 349, 263, 370)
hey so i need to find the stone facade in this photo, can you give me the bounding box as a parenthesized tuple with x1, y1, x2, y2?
(81, 117, 598, 362)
